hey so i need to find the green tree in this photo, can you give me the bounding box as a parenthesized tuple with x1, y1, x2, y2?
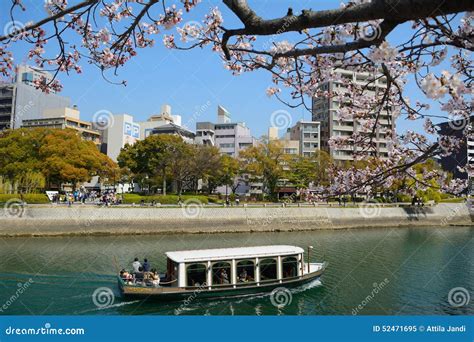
(240, 139, 286, 199)
(0, 128, 116, 192)
(190, 144, 222, 194)
(213, 154, 240, 196)
(117, 134, 186, 195)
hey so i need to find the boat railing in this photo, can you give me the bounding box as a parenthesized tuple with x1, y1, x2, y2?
(119, 274, 178, 287)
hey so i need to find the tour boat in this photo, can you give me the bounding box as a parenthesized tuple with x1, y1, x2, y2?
(118, 245, 327, 300)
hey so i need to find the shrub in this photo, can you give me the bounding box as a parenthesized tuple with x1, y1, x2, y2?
(122, 193, 209, 205)
(439, 197, 464, 203)
(122, 193, 143, 204)
(0, 193, 49, 204)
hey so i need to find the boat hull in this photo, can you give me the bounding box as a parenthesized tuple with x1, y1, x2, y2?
(119, 263, 326, 301)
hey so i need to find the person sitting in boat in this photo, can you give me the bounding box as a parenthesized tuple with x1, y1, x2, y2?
(150, 270, 160, 287)
(143, 258, 151, 272)
(132, 257, 141, 273)
(239, 269, 248, 282)
(134, 266, 145, 284)
(220, 269, 229, 284)
(120, 269, 133, 284)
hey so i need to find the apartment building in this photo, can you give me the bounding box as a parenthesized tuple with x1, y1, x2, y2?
(196, 105, 256, 157)
(21, 106, 101, 145)
(312, 68, 394, 161)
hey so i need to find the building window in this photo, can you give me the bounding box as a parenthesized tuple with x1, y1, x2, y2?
(220, 143, 235, 148)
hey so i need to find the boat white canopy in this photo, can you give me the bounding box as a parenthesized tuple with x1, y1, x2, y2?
(166, 245, 304, 263)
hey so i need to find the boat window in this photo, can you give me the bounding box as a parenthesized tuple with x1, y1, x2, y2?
(282, 256, 298, 278)
(186, 263, 207, 287)
(236, 260, 255, 283)
(212, 261, 231, 285)
(166, 258, 178, 282)
(260, 258, 277, 281)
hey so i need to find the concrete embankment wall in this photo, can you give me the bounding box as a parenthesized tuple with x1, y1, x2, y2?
(0, 203, 471, 237)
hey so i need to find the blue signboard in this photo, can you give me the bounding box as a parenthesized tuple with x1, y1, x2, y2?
(132, 124, 140, 138)
(123, 122, 132, 136)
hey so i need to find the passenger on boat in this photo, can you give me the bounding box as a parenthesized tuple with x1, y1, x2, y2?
(150, 270, 160, 287)
(220, 269, 229, 284)
(134, 266, 145, 284)
(239, 269, 248, 282)
(120, 269, 133, 284)
(143, 258, 150, 272)
(132, 258, 141, 273)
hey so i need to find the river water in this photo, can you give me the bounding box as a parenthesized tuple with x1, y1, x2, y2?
(0, 226, 472, 315)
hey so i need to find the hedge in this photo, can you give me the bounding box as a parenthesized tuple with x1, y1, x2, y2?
(439, 197, 465, 203)
(122, 194, 209, 205)
(0, 193, 50, 204)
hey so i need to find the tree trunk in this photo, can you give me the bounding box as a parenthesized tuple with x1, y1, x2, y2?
(162, 169, 166, 196)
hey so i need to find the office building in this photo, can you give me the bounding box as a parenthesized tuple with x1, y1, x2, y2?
(150, 122, 195, 143)
(21, 106, 101, 145)
(312, 68, 394, 161)
(196, 105, 256, 157)
(0, 65, 70, 130)
(268, 126, 299, 155)
(288, 121, 321, 157)
(137, 104, 182, 139)
(94, 113, 140, 162)
(437, 118, 474, 187)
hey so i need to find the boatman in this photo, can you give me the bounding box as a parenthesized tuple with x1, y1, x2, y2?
(143, 258, 151, 272)
(132, 258, 141, 273)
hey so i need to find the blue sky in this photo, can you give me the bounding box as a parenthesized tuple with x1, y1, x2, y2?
(2, 0, 455, 138)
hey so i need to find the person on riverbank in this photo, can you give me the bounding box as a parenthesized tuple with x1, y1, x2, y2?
(132, 258, 141, 272)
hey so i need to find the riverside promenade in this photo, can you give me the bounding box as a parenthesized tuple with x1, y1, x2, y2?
(0, 202, 472, 237)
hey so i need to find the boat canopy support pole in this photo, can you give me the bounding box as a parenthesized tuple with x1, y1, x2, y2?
(207, 261, 212, 290)
(255, 257, 260, 286)
(178, 263, 186, 287)
(231, 259, 237, 288)
(277, 256, 282, 283)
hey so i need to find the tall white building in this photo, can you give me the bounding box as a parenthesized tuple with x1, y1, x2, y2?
(95, 114, 140, 162)
(196, 105, 256, 157)
(312, 68, 395, 161)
